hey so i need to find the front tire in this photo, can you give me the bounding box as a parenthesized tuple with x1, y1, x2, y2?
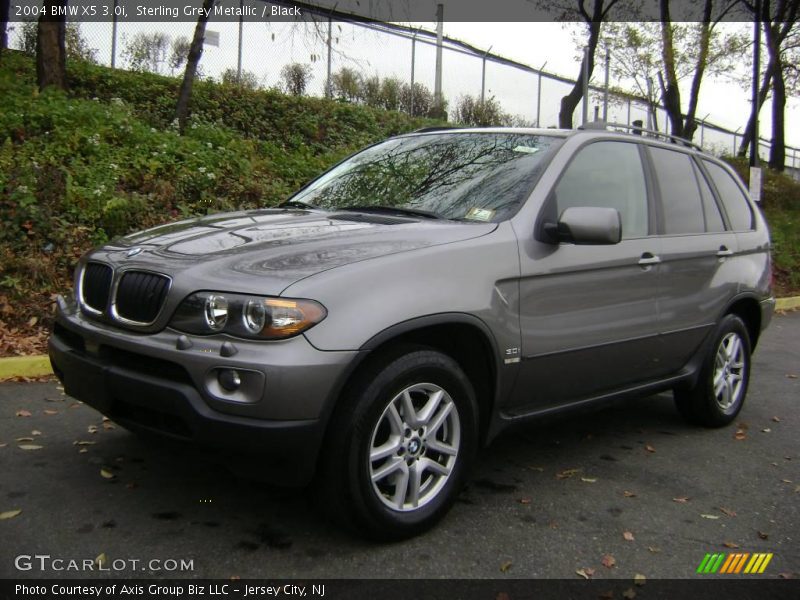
(674, 314, 751, 427)
(320, 347, 478, 540)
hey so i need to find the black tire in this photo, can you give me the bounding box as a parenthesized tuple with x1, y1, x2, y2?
(674, 314, 751, 428)
(318, 346, 478, 540)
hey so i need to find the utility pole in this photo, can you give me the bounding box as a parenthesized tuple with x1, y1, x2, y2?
(111, 0, 118, 68)
(749, 0, 762, 203)
(325, 17, 332, 98)
(410, 31, 417, 115)
(434, 3, 443, 114)
(236, 0, 244, 82)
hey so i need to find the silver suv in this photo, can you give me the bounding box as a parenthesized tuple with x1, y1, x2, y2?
(49, 125, 774, 539)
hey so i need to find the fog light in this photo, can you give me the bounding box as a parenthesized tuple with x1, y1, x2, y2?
(218, 369, 241, 392)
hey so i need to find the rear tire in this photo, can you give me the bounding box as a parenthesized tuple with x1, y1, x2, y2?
(674, 314, 751, 428)
(319, 347, 478, 540)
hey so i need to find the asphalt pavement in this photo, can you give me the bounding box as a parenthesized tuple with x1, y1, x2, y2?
(0, 313, 798, 580)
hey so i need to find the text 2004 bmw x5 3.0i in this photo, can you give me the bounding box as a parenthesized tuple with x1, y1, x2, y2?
(50, 125, 774, 539)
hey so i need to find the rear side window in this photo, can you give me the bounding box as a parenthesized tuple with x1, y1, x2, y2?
(553, 141, 648, 238)
(702, 161, 754, 231)
(649, 147, 705, 234)
(692, 161, 726, 233)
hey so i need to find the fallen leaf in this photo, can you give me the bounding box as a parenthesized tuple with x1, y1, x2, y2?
(519, 498, 532, 505)
(18, 444, 43, 451)
(734, 430, 747, 441)
(15, 437, 34, 443)
(103, 422, 115, 430)
(723, 541, 739, 548)
(772, 416, 781, 422)
(95, 553, 107, 568)
(701, 514, 720, 520)
(15, 410, 32, 418)
(673, 496, 690, 503)
(781, 479, 792, 484)
(73, 440, 96, 446)
(758, 531, 769, 540)
(644, 444, 656, 453)
(87, 425, 98, 434)
(647, 546, 661, 553)
(737, 421, 749, 430)
(31, 430, 42, 436)
(576, 568, 594, 579)
(27, 316, 38, 327)
(762, 428, 772, 433)
(719, 507, 737, 518)
(581, 477, 597, 483)
(623, 531, 635, 542)
(795, 486, 800, 494)
(102, 416, 111, 422)
(556, 468, 580, 479)
(601, 554, 617, 568)
(527, 466, 544, 472)
(787, 374, 798, 379)
(79, 448, 88, 454)
(0, 509, 22, 520)
(778, 573, 794, 579)
(499, 561, 512, 573)
(100, 469, 115, 480)
(622, 588, 637, 600)
(0, 443, 6, 448)
(623, 491, 637, 498)
(634, 574, 647, 586)
(43, 410, 58, 416)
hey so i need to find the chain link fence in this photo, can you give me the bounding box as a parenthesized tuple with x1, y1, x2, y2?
(6, 1, 799, 176)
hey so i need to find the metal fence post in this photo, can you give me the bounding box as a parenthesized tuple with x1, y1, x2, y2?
(110, 0, 118, 68)
(481, 46, 492, 103)
(603, 47, 609, 121)
(536, 61, 546, 127)
(326, 17, 332, 98)
(434, 4, 443, 110)
(410, 33, 416, 115)
(581, 46, 589, 125)
(626, 98, 631, 125)
(237, 0, 243, 82)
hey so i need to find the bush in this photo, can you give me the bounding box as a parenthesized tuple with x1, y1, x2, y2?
(453, 95, 511, 127)
(280, 63, 312, 96)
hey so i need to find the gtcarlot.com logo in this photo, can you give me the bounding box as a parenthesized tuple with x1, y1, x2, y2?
(696, 552, 773, 574)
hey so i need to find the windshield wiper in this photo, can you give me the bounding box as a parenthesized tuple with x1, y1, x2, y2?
(336, 205, 446, 220)
(278, 200, 318, 210)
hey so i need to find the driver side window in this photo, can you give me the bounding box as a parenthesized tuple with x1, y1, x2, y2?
(554, 141, 649, 239)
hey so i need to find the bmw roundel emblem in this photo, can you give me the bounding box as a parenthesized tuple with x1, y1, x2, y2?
(126, 247, 143, 258)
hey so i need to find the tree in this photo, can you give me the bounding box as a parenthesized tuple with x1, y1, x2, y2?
(123, 32, 170, 73)
(175, 0, 215, 134)
(453, 95, 511, 127)
(36, 0, 67, 91)
(330, 67, 362, 102)
(221, 67, 260, 90)
(168, 36, 190, 74)
(399, 82, 434, 117)
(738, 0, 800, 170)
(556, 0, 622, 129)
(19, 20, 96, 62)
(1, 0, 9, 55)
(280, 62, 312, 96)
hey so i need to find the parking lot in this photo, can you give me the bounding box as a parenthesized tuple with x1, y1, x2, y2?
(0, 313, 797, 580)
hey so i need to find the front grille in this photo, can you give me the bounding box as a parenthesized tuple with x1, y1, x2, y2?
(81, 263, 113, 313)
(114, 271, 170, 324)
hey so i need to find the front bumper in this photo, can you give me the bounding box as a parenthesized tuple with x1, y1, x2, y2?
(49, 296, 358, 486)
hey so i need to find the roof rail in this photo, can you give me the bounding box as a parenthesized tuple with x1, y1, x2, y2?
(582, 121, 704, 151)
(412, 126, 461, 133)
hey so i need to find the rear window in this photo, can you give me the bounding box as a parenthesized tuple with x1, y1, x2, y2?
(702, 161, 754, 231)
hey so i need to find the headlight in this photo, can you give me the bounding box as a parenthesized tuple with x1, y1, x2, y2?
(170, 292, 327, 340)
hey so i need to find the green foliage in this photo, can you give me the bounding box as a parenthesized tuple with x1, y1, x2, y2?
(453, 95, 511, 127)
(0, 51, 440, 331)
(122, 31, 170, 74)
(16, 20, 98, 63)
(220, 68, 260, 90)
(330, 67, 362, 102)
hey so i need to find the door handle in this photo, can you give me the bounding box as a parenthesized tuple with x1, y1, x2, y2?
(717, 246, 734, 257)
(638, 252, 661, 266)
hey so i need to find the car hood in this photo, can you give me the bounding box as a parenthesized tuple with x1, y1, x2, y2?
(89, 209, 497, 295)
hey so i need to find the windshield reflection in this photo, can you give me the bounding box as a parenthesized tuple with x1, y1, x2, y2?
(290, 133, 560, 222)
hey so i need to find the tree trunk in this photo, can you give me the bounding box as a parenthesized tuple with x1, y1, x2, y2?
(559, 16, 603, 129)
(737, 66, 772, 158)
(1, 0, 10, 55)
(659, 0, 684, 139)
(36, 0, 67, 91)
(175, 0, 214, 135)
(768, 57, 786, 170)
(682, 1, 714, 142)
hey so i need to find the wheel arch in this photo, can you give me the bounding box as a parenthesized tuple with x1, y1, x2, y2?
(722, 294, 762, 350)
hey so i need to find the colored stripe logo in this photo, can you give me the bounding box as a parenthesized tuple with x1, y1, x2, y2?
(696, 553, 773, 574)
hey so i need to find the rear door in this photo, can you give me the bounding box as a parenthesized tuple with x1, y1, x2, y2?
(645, 146, 739, 373)
(511, 140, 663, 413)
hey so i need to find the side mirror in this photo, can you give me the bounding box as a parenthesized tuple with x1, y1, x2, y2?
(549, 206, 622, 245)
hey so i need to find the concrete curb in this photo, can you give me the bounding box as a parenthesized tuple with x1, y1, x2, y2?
(0, 297, 798, 380)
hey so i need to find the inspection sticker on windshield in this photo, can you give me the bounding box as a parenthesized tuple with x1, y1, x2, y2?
(465, 207, 495, 221)
(513, 145, 540, 154)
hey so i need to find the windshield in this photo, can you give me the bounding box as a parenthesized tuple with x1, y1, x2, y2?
(288, 132, 561, 222)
